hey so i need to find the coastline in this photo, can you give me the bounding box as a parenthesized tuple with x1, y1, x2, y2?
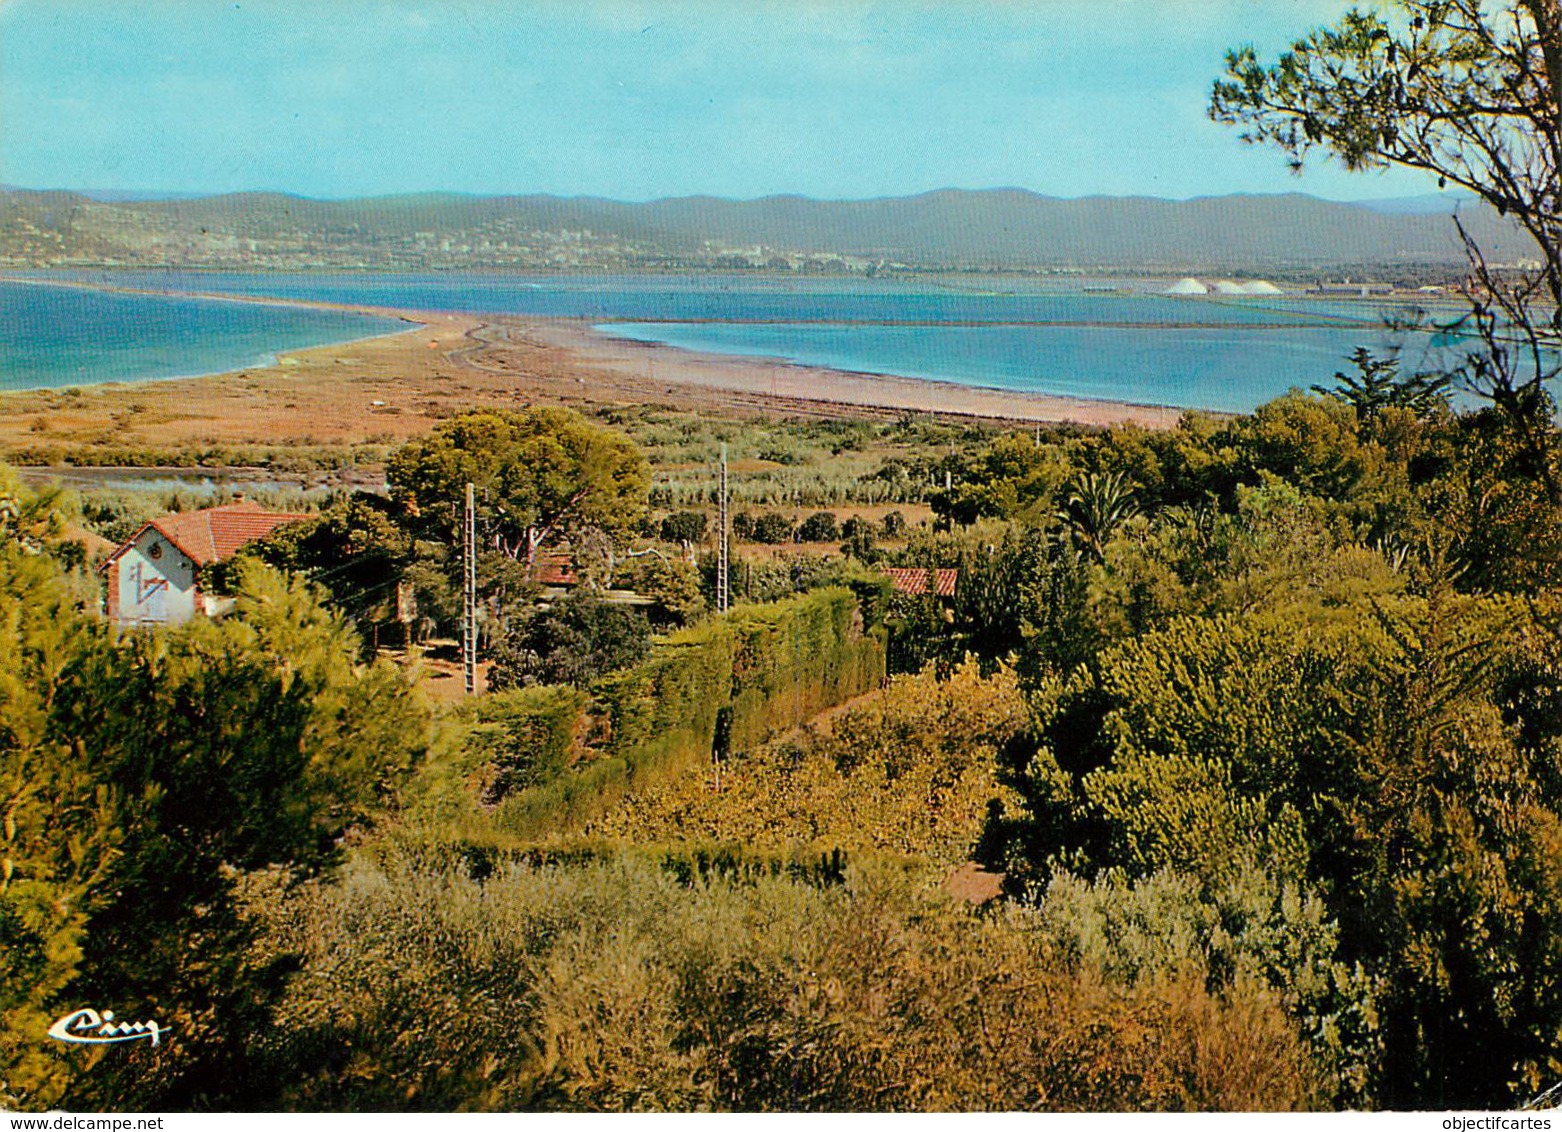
(527, 318, 1186, 427)
(0, 273, 429, 391)
(0, 270, 432, 322)
(0, 285, 1191, 466)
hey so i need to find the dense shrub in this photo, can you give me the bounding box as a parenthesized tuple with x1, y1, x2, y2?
(236, 851, 1325, 1111)
(596, 661, 1026, 867)
(424, 587, 887, 841)
(659, 510, 708, 545)
(748, 513, 796, 544)
(615, 554, 706, 625)
(0, 553, 427, 1111)
(1008, 593, 1562, 1109)
(796, 511, 839, 542)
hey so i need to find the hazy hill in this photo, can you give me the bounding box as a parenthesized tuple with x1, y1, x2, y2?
(0, 186, 1534, 273)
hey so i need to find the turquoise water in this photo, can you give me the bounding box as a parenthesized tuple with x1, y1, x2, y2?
(4, 271, 1477, 411)
(595, 319, 1463, 413)
(0, 280, 411, 391)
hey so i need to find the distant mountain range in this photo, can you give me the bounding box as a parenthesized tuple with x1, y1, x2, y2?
(0, 187, 1534, 275)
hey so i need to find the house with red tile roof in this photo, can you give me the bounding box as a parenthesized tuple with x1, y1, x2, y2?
(100, 499, 309, 626)
(880, 567, 959, 598)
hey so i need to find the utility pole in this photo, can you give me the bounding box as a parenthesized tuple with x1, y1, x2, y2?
(717, 443, 730, 614)
(463, 481, 477, 696)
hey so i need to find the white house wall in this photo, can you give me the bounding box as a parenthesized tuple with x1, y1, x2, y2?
(116, 529, 199, 626)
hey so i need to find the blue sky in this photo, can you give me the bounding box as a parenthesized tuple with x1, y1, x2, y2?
(0, 0, 1441, 202)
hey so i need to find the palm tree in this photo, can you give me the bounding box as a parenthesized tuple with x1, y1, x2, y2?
(1061, 470, 1138, 561)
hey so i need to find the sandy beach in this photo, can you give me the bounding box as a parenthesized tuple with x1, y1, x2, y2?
(0, 303, 1185, 466)
(518, 319, 1185, 427)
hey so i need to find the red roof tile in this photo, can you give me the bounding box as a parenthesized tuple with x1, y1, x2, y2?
(882, 567, 959, 597)
(106, 501, 310, 569)
(531, 552, 579, 587)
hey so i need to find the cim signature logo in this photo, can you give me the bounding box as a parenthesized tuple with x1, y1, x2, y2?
(47, 1007, 166, 1047)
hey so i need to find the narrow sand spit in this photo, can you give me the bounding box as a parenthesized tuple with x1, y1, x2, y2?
(0, 304, 1186, 461)
(516, 319, 1185, 428)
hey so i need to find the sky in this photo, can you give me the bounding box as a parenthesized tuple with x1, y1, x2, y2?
(0, 0, 1444, 203)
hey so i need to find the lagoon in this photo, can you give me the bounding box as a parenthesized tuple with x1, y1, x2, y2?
(2, 271, 1473, 412)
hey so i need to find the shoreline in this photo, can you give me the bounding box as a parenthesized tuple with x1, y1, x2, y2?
(528, 318, 1187, 427)
(134, 323, 433, 388)
(0, 270, 431, 322)
(0, 277, 1192, 430)
(1, 273, 432, 391)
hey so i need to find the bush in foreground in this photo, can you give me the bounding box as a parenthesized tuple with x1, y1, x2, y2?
(237, 851, 1325, 1111)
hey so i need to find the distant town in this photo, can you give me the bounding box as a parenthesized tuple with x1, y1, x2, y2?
(0, 186, 1538, 286)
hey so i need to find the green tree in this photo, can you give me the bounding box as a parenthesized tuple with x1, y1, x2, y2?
(1423, 405, 1562, 590)
(750, 513, 796, 544)
(388, 408, 649, 578)
(1225, 393, 1369, 502)
(1080, 415, 1240, 512)
(0, 469, 69, 556)
(41, 562, 427, 1109)
(1325, 595, 1562, 1108)
(659, 510, 708, 546)
(1210, 0, 1562, 495)
(488, 590, 652, 690)
(931, 432, 1069, 526)
(1061, 470, 1139, 561)
(1313, 347, 1452, 424)
(1011, 593, 1562, 1108)
(1210, 0, 1559, 295)
(0, 550, 118, 1110)
(840, 515, 878, 561)
(238, 494, 413, 634)
(615, 553, 706, 626)
(400, 558, 461, 643)
(797, 511, 840, 543)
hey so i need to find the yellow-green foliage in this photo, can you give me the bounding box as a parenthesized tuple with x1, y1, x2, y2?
(1018, 589, 1562, 1108)
(1083, 612, 1335, 883)
(414, 685, 590, 835)
(422, 587, 887, 841)
(240, 849, 1325, 1111)
(0, 551, 119, 1110)
(0, 552, 431, 1111)
(725, 582, 886, 748)
(1029, 863, 1382, 1105)
(596, 661, 1025, 868)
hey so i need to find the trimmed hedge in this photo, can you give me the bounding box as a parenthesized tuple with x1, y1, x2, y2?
(428, 586, 886, 840)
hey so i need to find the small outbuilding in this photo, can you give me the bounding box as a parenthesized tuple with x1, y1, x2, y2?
(881, 567, 959, 598)
(100, 499, 308, 627)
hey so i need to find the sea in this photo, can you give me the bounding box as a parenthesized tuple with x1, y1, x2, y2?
(0, 271, 1478, 413)
(0, 279, 411, 391)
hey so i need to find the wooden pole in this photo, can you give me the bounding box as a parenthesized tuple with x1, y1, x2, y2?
(463, 481, 476, 695)
(717, 443, 730, 614)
